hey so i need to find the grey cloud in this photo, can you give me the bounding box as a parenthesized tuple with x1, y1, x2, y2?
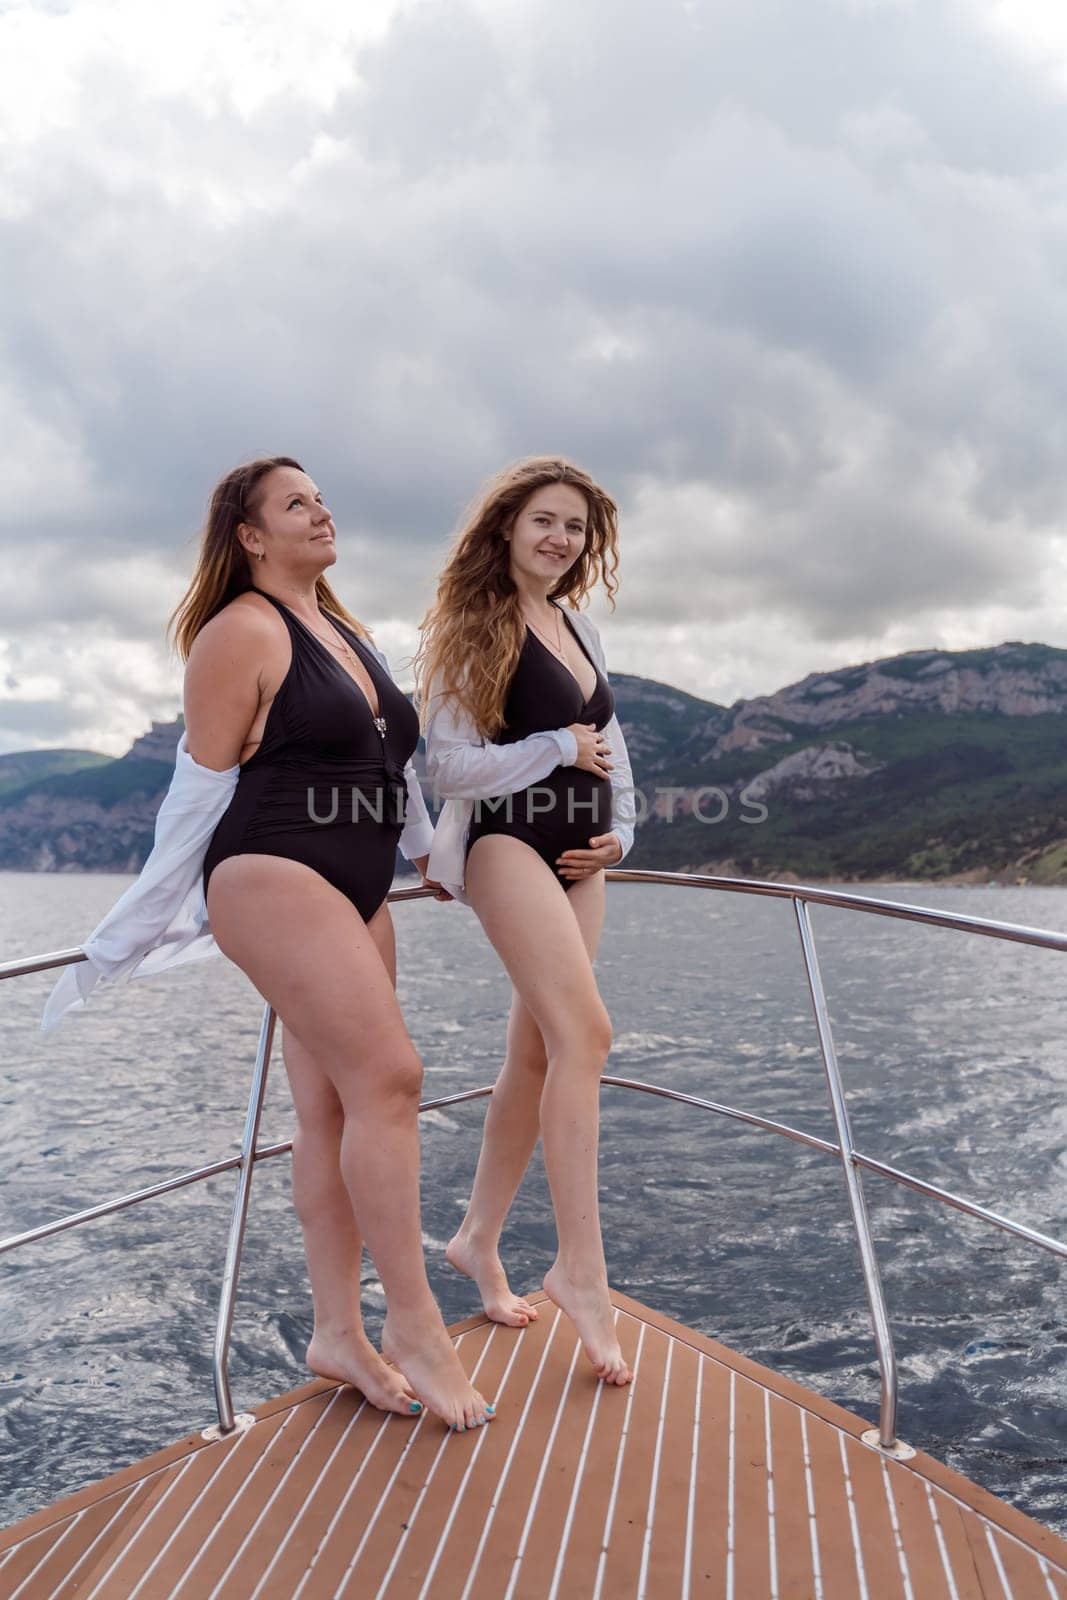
(3, 0, 1067, 743)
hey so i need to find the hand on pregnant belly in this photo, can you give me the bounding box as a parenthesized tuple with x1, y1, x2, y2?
(555, 832, 624, 880)
(568, 723, 614, 776)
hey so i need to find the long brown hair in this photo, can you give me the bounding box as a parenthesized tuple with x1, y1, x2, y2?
(414, 455, 619, 737)
(168, 455, 368, 661)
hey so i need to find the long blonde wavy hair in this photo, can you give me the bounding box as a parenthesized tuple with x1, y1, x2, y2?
(414, 456, 619, 737)
(168, 455, 368, 661)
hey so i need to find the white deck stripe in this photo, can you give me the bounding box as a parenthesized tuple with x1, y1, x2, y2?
(799, 1410, 824, 1600)
(545, 1310, 621, 1600)
(986, 1526, 1017, 1600)
(726, 1370, 736, 1600)
(414, 1323, 531, 1600)
(837, 1431, 870, 1600)
(1039, 1557, 1061, 1600)
(873, 1447, 1062, 1574)
(143, 1413, 298, 1600)
(332, 1328, 480, 1597)
(591, 1321, 650, 1600)
(290, 1406, 396, 1600)
(6, 1508, 84, 1600)
(879, 1456, 914, 1600)
(977, 1512, 1067, 1580)
(636, 1339, 674, 1600)
(925, 1482, 960, 1600)
(248, 1394, 368, 1600)
(368, 1331, 499, 1599)
(206, 1389, 343, 1599)
(460, 1308, 564, 1600)
(680, 1353, 703, 1600)
(764, 1390, 779, 1600)
(82, 1453, 204, 1600)
(37, 1478, 168, 1600)
(503, 1332, 585, 1600)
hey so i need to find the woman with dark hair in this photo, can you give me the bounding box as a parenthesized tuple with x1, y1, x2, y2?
(416, 456, 637, 1387)
(44, 456, 494, 1432)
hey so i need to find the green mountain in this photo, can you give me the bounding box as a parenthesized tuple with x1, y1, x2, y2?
(612, 641, 1067, 883)
(0, 748, 111, 799)
(3, 641, 1067, 881)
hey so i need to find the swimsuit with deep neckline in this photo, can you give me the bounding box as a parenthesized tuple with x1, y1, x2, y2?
(202, 591, 420, 922)
(464, 603, 616, 892)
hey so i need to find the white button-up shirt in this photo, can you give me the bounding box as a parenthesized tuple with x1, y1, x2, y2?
(424, 609, 637, 905)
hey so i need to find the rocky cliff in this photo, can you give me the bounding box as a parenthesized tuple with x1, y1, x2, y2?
(3, 643, 1067, 881)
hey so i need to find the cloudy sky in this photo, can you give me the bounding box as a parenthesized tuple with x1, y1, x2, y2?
(4, 0, 1067, 754)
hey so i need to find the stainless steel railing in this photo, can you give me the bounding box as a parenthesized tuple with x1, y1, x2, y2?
(2, 871, 1065, 1453)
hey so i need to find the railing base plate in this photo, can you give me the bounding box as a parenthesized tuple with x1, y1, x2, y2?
(201, 1412, 256, 1443)
(861, 1427, 917, 1460)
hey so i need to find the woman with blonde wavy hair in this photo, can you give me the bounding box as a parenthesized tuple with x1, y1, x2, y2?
(417, 456, 637, 1385)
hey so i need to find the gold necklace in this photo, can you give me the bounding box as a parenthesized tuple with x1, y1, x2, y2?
(303, 611, 356, 660)
(307, 617, 384, 722)
(523, 604, 566, 660)
(313, 625, 356, 661)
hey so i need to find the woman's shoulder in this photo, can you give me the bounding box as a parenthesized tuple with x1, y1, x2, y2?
(194, 591, 284, 646)
(185, 592, 289, 682)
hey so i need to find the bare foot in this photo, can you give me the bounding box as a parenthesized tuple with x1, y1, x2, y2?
(307, 1327, 422, 1417)
(382, 1313, 496, 1431)
(543, 1262, 633, 1385)
(446, 1232, 540, 1328)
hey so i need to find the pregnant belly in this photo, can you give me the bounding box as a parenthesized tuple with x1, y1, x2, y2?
(471, 769, 613, 844)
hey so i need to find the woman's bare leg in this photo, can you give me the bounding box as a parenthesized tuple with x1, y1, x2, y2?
(282, 1028, 420, 1412)
(463, 836, 631, 1384)
(281, 903, 415, 1405)
(446, 882, 606, 1328)
(207, 855, 492, 1429)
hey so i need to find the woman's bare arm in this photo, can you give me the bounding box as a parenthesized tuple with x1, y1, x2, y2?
(182, 604, 279, 771)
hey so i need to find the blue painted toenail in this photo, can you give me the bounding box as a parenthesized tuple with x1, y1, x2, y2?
(410, 1402, 422, 1413)
(486, 1403, 496, 1414)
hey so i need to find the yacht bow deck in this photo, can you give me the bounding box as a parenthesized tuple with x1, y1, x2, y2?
(1, 1290, 1064, 1600)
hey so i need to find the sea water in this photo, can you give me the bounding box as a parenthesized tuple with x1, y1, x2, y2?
(1, 873, 1064, 1533)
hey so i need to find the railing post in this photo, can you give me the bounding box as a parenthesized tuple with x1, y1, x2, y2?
(203, 1001, 277, 1440)
(793, 898, 910, 1455)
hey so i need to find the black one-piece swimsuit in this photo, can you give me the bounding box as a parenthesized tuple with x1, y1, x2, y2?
(465, 604, 616, 892)
(202, 592, 420, 923)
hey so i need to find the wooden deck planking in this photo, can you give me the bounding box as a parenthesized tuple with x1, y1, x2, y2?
(219, 1386, 362, 1597)
(2, 1290, 1065, 1600)
(583, 1312, 670, 1600)
(805, 1400, 871, 1597)
(488, 1322, 618, 1599)
(519, 1310, 644, 1600)
(837, 1429, 909, 1600)
(767, 1390, 821, 1600)
(164, 1388, 339, 1598)
(684, 1355, 735, 1596)
(989, 1522, 1064, 1600)
(731, 1368, 775, 1600)
(385, 1308, 578, 1600)
(272, 1392, 426, 1598)
(78, 1409, 277, 1596)
(329, 1326, 506, 1599)
(373, 1320, 533, 1600)
(640, 1336, 701, 1598)
(29, 1483, 157, 1600)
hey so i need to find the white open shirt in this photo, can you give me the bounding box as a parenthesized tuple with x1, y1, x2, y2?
(424, 608, 637, 906)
